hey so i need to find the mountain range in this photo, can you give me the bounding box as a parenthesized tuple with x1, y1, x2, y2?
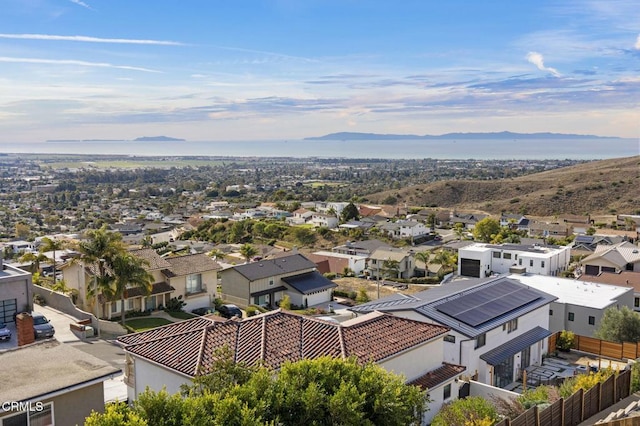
(305, 131, 618, 141)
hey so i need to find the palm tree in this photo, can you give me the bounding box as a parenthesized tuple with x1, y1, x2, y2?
(239, 243, 258, 263)
(431, 250, 458, 277)
(19, 251, 49, 274)
(111, 252, 153, 326)
(73, 225, 125, 317)
(208, 248, 226, 261)
(414, 250, 431, 276)
(39, 237, 66, 285)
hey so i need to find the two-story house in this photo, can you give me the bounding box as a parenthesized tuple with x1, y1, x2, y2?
(379, 220, 429, 241)
(350, 275, 557, 389)
(366, 247, 416, 280)
(310, 212, 339, 229)
(118, 310, 465, 425)
(62, 249, 220, 319)
(219, 253, 337, 308)
(457, 242, 571, 278)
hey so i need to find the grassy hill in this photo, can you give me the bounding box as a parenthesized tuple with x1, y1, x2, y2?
(364, 155, 640, 216)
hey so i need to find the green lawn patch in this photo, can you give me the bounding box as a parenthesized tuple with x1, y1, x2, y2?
(125, 317, 173, 332)
(167, 311, 197, 320)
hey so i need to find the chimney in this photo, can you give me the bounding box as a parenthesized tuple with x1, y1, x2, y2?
(16, 312, 35, 346)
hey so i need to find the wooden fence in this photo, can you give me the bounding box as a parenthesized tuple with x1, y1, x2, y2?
(549, 331, 640, 361)
(494, 370, 631, 426)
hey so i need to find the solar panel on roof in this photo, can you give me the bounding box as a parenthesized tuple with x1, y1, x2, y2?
(436, 280, 541, 327)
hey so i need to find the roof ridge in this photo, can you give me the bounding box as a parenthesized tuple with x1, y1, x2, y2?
(120, 317, 217, 347)
(194, 323, 211, 376)
(259, 313, 267, 362)
(337, 321, 346, 359)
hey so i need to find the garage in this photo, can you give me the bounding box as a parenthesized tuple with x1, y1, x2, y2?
(460, 258, 481, 278)
(0, 299, 17, 324)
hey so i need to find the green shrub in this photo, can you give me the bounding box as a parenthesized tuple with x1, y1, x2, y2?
(245, 306, 259, 317)
(556, 330, 575, 351)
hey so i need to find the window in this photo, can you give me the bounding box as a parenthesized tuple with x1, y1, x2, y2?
(635, 298, 639, 308)
(1, 402, 53, 426)
(588, 316, 595, 325)
(186, 273, 202, 294)
(444, 335, 456, 343)
(530, 259, 534, 267)
(269, 278, 274, 286)
(111, 302, 118, 313)
(492, 251, 501, 259)
(443, 383, 452, 400)
(549, 309, 553, 316)
(505, 318, 518, 333)
(519, 259, 522, 266)
(503, 253, 512, 260)
(541, 261, 545, 268)
(475, 333, 486, 349)
(127, 298, 134, 310)
(568, 312, 575, 321)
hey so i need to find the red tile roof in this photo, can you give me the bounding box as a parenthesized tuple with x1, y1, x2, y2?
(410, 362, 466, 390)
(119, 310, 449, 377)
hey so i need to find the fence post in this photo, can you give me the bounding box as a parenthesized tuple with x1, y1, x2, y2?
(560, 397, 565, 426)
(533, 405, 539, 426)
(578, 388, 584, 422)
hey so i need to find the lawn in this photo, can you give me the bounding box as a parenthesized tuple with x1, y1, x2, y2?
(167, 311, 197, 320)
(125, 317, 173, 332)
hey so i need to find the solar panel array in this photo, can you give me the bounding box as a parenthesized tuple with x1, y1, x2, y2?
(435, 280, 541, 327)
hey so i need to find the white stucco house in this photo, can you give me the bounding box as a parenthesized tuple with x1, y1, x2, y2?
(350, 275, 557, 389)
(118, 310, 466, 425)
(458, 242, 571, 278)
(508, 273, 634, 337)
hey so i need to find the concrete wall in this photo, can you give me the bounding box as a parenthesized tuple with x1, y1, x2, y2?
(32, 284, 91, 321)
(380, 338, 444, 381)
(468, 379, 519, 401)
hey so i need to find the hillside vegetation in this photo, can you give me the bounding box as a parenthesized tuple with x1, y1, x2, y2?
(364, 156, 640, 216)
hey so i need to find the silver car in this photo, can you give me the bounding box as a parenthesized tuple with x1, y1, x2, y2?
(0, 322, 10, 341)
(33, 314, 55, 339)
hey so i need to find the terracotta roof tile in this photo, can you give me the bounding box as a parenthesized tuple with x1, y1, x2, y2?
(119, 310, 449, 377)
(410, 362, 466, 390)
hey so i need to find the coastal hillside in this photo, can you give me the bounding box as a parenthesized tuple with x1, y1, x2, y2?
(363, 156, 640, 216)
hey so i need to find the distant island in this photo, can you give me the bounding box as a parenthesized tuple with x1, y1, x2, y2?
(305, 131, 619, 141)
(47, 136, 186, 142)
(134, 136, 185, 142)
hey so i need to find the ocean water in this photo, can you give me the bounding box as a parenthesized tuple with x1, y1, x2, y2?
(0, 138, 638, 160)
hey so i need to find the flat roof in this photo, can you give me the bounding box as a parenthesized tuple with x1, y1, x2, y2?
(508, 274, 632, 309)
(0, 340, 120, 403)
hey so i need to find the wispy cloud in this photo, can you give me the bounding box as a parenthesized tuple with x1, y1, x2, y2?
(635, 34, 640, 49)
(526, 52, 560, 77)
(0, 57, 161, 73)
(0, 33, 183, 46)
(69, 0, 93, 10)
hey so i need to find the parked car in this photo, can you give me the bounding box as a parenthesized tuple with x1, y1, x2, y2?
(217, 304, 243, 319)
(191, 307, 215, 316)
(33, 313, 55, 339)
(0, 322, 11, 341)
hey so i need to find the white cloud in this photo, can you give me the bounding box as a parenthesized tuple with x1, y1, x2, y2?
(0, 33, 183, 46)
(526, 52, 560, 77)
(635, 34, 640, 49)
(0, 57, 161, 73)
(69, 0, 92, 10)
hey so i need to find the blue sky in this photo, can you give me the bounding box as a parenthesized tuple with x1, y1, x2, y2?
(0, 0, 639, 142)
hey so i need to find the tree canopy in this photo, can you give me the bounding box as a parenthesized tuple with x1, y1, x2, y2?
(594, 306, 640, 343)
(472, 218, 501, 243)
(85, 353, 426, 426)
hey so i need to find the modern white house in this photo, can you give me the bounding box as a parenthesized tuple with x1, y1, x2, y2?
(350, 275, 557, 389)
(0, 258, 32, 324)
(309, 250, 368, 275)
(457, 243, 571, 278)
(508, 273, 634, 337)
(118, 310, 465, 425)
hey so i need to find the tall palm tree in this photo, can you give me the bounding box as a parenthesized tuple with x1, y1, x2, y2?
(239, 243, 258, 263)
(73, 225, 125, 316)
(39, 237, 66, 285)
(111, 252, 153, 326)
